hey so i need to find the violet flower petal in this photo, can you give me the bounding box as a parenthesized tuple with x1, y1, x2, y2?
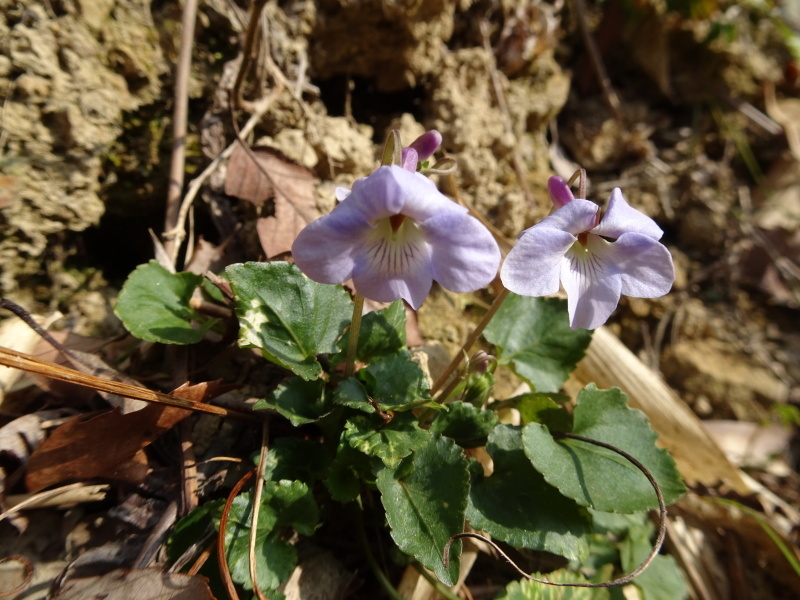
(291, 200, 370, 284)
(423, 211, 501, 293)
(531, 198, 599, 237)
(352, 218, 434, 309)
(606, 232, 675, 298)
(591, 188, 663, 240)
(561, 238, 623, 330)
(500, 226, 576, 297)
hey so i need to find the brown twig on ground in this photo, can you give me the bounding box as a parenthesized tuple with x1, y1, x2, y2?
(233, 0, 269, 111)
(164, 0, 199, 263)
(570, 0, 622, 120)
(0, 345, 258, 421)
(165, 89, 283, 266)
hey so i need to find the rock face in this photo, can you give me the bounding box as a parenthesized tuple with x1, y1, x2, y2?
(0, 0, 166, 296)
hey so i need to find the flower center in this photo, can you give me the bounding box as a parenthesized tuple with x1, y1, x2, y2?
(363, 216, 426, 276)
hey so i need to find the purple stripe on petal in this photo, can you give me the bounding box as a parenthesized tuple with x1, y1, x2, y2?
(561, 242, 622, 330)
(424, 211, 501, 293)
(501, 227, 575, 297)
(592, 188, 663, 240)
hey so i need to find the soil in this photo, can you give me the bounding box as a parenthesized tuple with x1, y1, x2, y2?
(1, 0, 800, 599)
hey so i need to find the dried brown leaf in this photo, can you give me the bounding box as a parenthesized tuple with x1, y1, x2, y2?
(24, 381, 226, 492)
(52, 567, 214, 600)
(224, 145, 317, 258)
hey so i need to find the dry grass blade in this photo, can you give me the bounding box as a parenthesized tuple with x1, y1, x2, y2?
(0, 346, 257, 422)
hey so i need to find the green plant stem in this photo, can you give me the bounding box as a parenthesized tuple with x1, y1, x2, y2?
(412, 563, 462, 600)
(431, 287, 510, 397)
(344, 294, 365, 378)
(354, 499, 405, 600)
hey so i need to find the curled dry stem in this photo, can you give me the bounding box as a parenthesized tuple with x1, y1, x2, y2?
(218, 469, 255, 600)
(443, 432, 667, 588)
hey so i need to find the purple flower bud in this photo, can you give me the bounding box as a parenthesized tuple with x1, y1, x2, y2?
(501, 188, 674, 330)
(408, 130, 443, 162)
(547, 176, 575, 208)
(292, 165, 501, 309)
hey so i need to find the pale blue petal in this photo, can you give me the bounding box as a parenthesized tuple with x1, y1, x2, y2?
(346, 166, 462, 223)
(529, 199, 599, 237)
(401, 147, 419, 172)
(350, 218, 433, 309)
(423, 212, 501, 293)
(560, 242, 622, 330)
(592, 188, 663, 240)
(595, 233, 675, 298)
(501, 226, 576, 297)
(291, 199, 371, 284)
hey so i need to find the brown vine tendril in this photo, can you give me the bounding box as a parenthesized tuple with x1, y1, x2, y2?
(443, 432, 667, 588)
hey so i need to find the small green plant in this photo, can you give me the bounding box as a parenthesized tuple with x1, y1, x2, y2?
(116, 132, 687, 599)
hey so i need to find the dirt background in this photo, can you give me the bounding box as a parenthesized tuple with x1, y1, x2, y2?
(2, 0, 800, 598)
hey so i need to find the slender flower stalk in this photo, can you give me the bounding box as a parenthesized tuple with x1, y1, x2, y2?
(431, 287, 510, 397)
(344, 294, 365, 378)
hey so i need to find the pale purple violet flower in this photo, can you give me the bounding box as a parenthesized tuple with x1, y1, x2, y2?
(501, 178, 675, 330)
(292, 165, 501, 309)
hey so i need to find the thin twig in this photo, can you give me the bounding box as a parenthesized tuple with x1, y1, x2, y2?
(571, 0, 622, 119)
(0, 556, 32, 598)
(218, 470, 254, 600)
(164, 0, 199, 262)
(431, 288, 510, 397)
(233, 0, 269, 111)
(443, 432, 668, 588)
(249, 419, 270, 600)
(0, 345, 258, 421)
(344, 295, 365, 378)
(164, 88, 283, 266)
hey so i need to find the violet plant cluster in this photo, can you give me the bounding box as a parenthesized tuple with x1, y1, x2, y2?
(292, 130, 675, 328)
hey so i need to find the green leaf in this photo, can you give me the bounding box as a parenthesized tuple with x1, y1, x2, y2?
(223, 481, 318, 592)
(522, 385, 686, 513)
(253, 377, 330, 426)
(344, 413, 431, 468)
(115, 260, 210, 344)
(466, 425, 590, 560)
(483, 295, 592, 392)
(167, 499, 224, 561)
(226, 262, 352, 380)
(333, 300, 406, 363)
(325, 444, 374, 502)
(430, 401, 500, 448)
(357, 350, 430, 411)
(264, 437, 332, 484)
(495, 570, 611, 599)
(377, 435, 470, 586)
(333, 377, 375, 414)
(496, 393, 572, 431)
